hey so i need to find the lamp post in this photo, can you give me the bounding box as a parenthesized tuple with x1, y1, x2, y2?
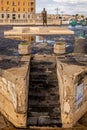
(61, 11, 64, 25)
(61, 11, 64, 18)
(55, 8, 60, 19)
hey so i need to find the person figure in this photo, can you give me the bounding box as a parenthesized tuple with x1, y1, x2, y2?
(41, 8, 47, 26)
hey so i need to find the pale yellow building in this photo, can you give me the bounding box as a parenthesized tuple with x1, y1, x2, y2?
(0, 0, 35, 20)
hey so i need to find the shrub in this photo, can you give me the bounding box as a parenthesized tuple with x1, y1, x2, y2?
(55, 42, 65, 45)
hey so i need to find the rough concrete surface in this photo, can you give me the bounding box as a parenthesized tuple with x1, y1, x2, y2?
(0, 54, 30, 127)
(0, 34, 30, 127)
(4, 26, 74, 36)
(0, 25, 87, 129)
(57, 54, 87, 128)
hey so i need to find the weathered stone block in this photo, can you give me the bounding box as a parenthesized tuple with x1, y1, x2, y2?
(56, 55, 87, 128)
(54, 42, 66, 54)
(18, 44, 31, 55)
(0, 55, 30, 127)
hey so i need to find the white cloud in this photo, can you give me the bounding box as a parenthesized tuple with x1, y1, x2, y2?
(53, 0, 86, 4)
(36, 0, 87, 16)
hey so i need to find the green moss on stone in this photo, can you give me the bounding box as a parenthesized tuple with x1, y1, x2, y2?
(55, 42, 65, 45)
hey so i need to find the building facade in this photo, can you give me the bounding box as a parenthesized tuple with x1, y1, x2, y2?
(0, 0, 35, 21)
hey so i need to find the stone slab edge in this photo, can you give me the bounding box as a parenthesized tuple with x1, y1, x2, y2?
(56, 56, 87, 128)
(0, 55, 30, 127)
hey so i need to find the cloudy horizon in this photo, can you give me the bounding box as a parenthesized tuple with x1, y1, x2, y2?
(36, 0, 87, 16)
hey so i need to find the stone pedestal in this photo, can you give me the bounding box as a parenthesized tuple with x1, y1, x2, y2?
(54, 42, 66, 54)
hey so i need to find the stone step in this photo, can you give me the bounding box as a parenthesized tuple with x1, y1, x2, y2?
(28, 109, 61, 118)
(30, 65, 56, 69)
(30, 68, 46, 72)
(28, 94, 59, 100)
(28, 112, 49, 117)
(30, 72, 57, 77)
(28, 106, 56, 113)
(29, 89, 59, 96)
(28, 55, 62, 127)
(30, 75, 57, 81)
(30, 71, 56, 75)
(29, 85, 58, 90)
(30, 72, 48, 76)
(31, 61, 54, 65)
(29, 84, 45, 89)
(28, 98, 60, 106)
(29, 86, 58, 93)
(30, 79, 58, 83)
(27, 117, 62, 127)
(30, 66, 56, 71)
(29, 80, 58, 85)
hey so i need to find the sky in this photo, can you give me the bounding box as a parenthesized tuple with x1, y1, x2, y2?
(36, 0, 87, 16)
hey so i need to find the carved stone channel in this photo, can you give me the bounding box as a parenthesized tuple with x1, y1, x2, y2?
(27, 55, 62, 127)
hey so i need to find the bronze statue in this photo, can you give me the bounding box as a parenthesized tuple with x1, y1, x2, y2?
(41, 8, 47, 26)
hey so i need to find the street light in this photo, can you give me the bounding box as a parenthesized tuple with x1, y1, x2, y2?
(61, 11, 64, 25)
(55, 8, 60, 19)
(61, 11, 64, 17)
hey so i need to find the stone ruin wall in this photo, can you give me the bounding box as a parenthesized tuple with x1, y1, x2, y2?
(57, 59, 87, 128)
(0, 68, 29, 127)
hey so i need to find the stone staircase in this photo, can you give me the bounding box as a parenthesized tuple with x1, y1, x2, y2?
(27, 55, 62, 127)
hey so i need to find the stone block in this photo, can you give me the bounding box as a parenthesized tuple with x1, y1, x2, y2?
(56, 55, 87, 128)
(74, 37, 85, 53)
(0, 55, 30, 127)
(54, 42, 66, 54)
(18, 44, 31, 55)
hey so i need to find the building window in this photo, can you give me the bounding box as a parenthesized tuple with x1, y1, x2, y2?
(12, 14, 16, 20)
(1, 1, 3, 4)
(7, 14, 10, 18)
(31, 2, 34, 6)
(28, 8, 30, 12)
(18, 8, 20, 11)
(13, 8, 15, 12)
(23, 8, 25, 11)
(23, 2, 25, 5)
(1, 7, 3, 11)
(31, 8, 34, 12)
(7, 1, 9, 5)
(28, 2, 29, 6)
(18, 1, 20, 6)
(12, 2, 15, 6)
(23, 14, 25, 18)
(18, 14, 20, 18)
(1, 14, 4, 18)
(28, 15, 30, 18)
